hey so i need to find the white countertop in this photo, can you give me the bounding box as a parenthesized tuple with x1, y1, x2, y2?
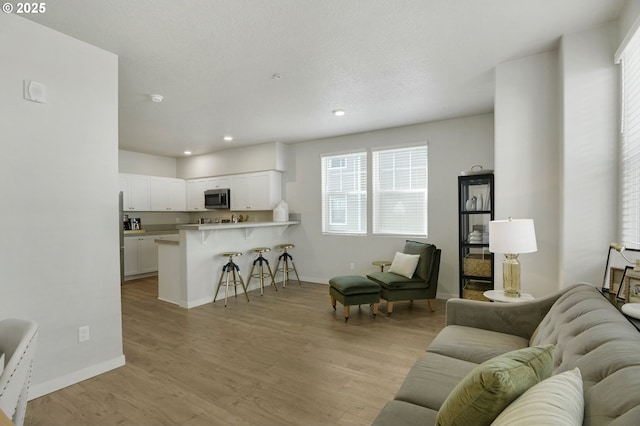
(177, 221, 299, 231)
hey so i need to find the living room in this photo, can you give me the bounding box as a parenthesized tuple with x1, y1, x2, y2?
(1, 1, 638, 424)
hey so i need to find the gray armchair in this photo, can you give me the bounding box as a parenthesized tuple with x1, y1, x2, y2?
(0, 318, 38, 426)
(367, 240, 441, 315)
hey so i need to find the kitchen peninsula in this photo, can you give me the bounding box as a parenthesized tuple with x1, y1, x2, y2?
(156, 220, 299, 308)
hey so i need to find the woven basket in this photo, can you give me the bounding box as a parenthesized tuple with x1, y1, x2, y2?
(464, 254, 491, 277)
(463, 281, 491, 302)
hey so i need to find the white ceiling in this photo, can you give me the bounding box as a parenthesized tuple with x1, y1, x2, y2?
(24, 0, 625, 158)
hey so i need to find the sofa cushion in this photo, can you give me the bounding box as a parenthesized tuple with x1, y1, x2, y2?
(428, 325, 529, 364)
(366, 271, 426, 290)
(372, 400, 438, 426)
(394, 352, 477, 410)
(490, 367, 584, 426)
(436, 344, 555, 426)
(388, 252, 420, 278)
(403, 240, 436, 281)
(529, 284, 640, 424)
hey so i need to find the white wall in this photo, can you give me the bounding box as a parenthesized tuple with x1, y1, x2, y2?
(560, 23, 618, 286)
(495, 22, 620, 297)
(285, 115, 494, 299)
(0, 14, 124, 397)
(495, 51, 561, 297)
(119, 150, 177, 177)
(177, 141, 286, 179)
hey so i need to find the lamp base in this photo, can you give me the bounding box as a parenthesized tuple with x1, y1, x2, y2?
(503, 253, 520, 298)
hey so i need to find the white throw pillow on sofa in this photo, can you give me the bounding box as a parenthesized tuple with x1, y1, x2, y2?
(491, 367, 584, 426)
(388, 252, 420, 279)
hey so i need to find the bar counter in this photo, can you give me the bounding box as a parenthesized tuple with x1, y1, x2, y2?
(156, 221, 299, 308)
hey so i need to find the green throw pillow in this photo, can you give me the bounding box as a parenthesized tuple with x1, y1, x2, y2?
(435, 344, 555, 426)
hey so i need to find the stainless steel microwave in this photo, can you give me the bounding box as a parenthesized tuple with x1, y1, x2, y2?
(204, 188, 230, 209)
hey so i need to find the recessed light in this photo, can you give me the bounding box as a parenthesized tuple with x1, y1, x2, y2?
(223, 135, 234, 141)
(272, 73, 282, 80)
(184, 151, 192, 155)
(333, 109, 345, 116)
(150, 94, 164, 103)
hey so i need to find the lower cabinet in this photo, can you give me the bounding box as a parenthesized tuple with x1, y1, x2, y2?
(124, 235, 176, 277)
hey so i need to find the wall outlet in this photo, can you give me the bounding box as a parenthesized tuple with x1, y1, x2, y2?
(78, 325, 90, 343)
(350, 262, 355, 270)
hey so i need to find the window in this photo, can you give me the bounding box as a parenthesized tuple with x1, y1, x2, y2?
(618, 27, 640, 249)
(321, 152, 367, 234)
(372, 146, 428, 236)
(320, 145, 428, 236)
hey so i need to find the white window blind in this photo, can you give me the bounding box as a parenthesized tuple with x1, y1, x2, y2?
(372, 145, 428, 236)
(619, 28, 640, 249)
(321, 152, 367, 234)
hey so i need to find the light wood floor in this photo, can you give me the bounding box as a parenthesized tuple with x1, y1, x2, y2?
(26, 277, 446, 425)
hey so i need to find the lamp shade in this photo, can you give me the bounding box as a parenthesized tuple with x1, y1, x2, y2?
(489, 219, 537, 254)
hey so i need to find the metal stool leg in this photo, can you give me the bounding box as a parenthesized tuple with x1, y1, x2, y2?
(215, 257, 249, 307)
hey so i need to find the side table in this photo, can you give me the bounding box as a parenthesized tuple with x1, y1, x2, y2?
(483, 289, 534, 303)
(372, 260, 391, 272)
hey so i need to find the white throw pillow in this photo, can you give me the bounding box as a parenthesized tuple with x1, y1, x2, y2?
(388, 252, 420, 279)
(491, 367, 584, 426)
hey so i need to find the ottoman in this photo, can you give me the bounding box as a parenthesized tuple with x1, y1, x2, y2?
(329, 275, 381, 322)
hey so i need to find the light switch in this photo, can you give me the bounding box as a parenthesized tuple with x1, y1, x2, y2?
(24, 80, 47, 103)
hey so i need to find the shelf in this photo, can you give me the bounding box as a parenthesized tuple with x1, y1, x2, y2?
(459, 172, 495, 299)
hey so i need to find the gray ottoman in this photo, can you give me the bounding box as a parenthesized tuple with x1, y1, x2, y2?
(329, 275, 381, 322)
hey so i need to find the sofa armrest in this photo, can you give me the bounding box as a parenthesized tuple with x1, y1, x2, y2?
(446, 290, 565, 340)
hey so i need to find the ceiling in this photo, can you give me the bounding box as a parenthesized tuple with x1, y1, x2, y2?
(24, 0, 625, 158)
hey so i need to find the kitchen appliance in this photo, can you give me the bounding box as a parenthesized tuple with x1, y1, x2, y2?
(130, 217, 142, 230)
(205, 188, 230, 209)
(122, 213, 131, 230)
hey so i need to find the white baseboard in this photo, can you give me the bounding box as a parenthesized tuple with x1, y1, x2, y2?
(29, 355, 126, 400)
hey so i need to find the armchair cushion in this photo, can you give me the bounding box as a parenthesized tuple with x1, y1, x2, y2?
(403, 240, 437, 281)
(366, 272, 426, 290)
(388, 252, 420, 278)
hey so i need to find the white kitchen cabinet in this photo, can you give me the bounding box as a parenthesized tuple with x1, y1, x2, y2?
(230, 171, 281, 211)
(150, 177, 186, 211)
(124, 234, 177, 277)
(123, 237, 139, 276)
(205, 177, 231, 190)
(119, 174, 150, 211)
(138, 236, 159, 272)
(186, 179, 207, 211)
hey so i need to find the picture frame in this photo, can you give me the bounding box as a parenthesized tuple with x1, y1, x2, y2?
(602, 246, 640, 294)
(616, 265, 640, 302)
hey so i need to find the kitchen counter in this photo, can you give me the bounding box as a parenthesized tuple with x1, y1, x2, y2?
(124, 229, 179, 237)
(157, 220, 300, 308)
(177, 221, 299, 231)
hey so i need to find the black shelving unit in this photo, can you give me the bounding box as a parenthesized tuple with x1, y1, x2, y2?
(458, 173, 495, 299)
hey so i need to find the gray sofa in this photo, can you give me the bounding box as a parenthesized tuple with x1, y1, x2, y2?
(372, 284, 640, 425)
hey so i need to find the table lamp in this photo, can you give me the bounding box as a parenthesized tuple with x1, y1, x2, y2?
(489, 218, 537, 297)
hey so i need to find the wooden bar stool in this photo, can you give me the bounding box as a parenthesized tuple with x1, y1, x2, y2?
(273, 243, 301, 288)
(214, 252, 249, 307)
(247, 247, 277, 295)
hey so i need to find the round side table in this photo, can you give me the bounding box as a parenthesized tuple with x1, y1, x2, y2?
(372, 260, 391, 272)
(483, 290, 534, 303)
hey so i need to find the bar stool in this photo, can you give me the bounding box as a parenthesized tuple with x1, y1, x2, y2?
(214, 251, 249, 307)
(247, 247, 277, 295)
(273, 243, 301, 288)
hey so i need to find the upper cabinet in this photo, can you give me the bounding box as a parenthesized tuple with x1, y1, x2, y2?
(150, 177, 186, 211)
(119, 174, 150, 211)
(230, 171, 281, 211)
(186, 179, 207, 211)
(122, 171, 281, 212)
